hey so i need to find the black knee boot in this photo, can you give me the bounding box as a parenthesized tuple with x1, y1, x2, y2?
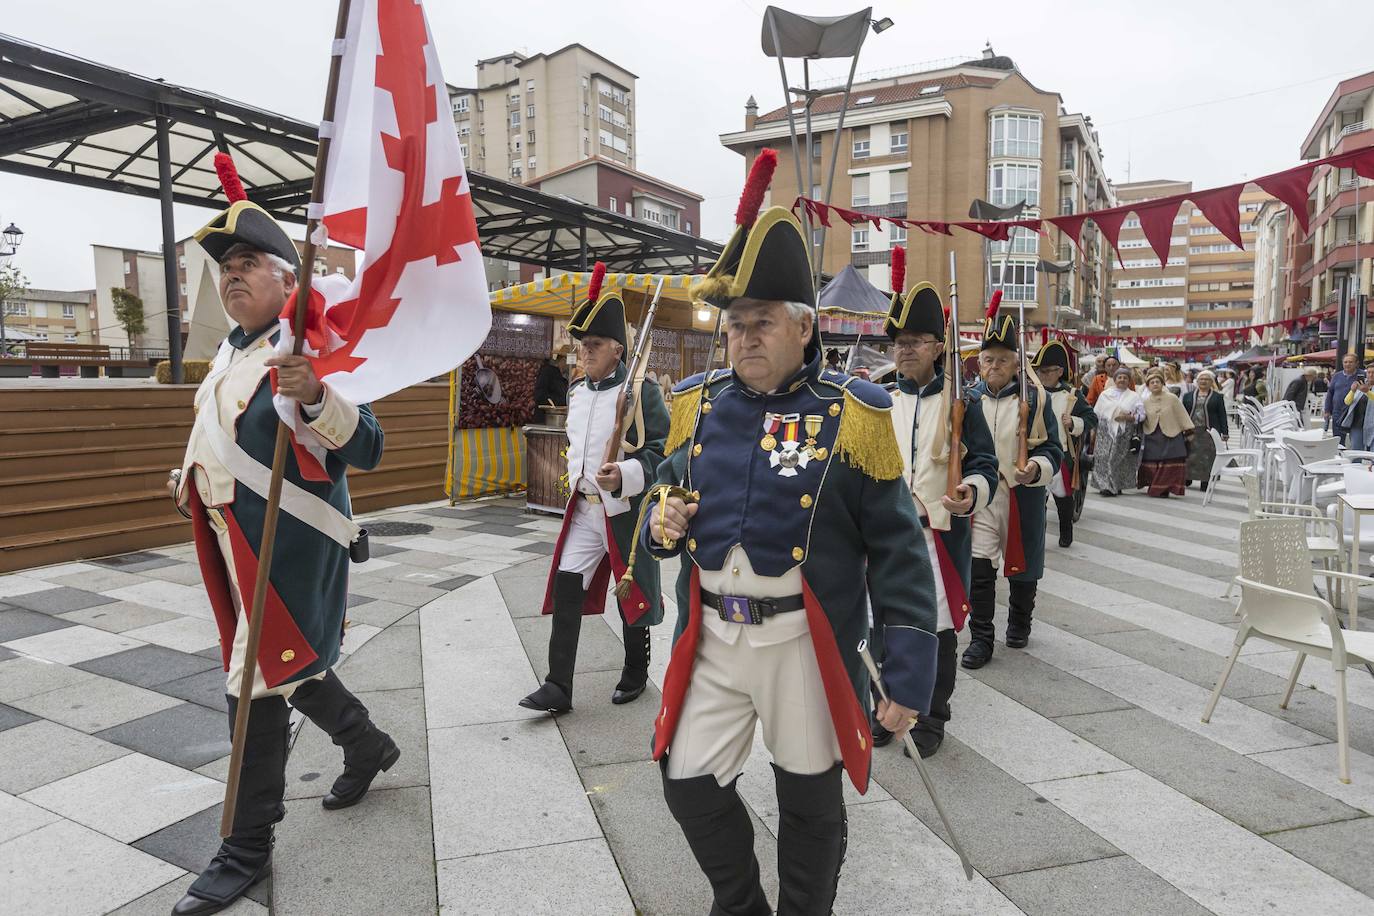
(520, 571, 584, 713)
(1005, 579, 1038, 648)
(774, 763, 846, 916)
(612, 621, 650, 704)
(662, 765, 771, 916)
(288, 670, 400, 810)
(911, 629, 957, 758)
(1054, 494, 1075, 548)
(962, 557, 997, 669)
(173, 695, 289, 915)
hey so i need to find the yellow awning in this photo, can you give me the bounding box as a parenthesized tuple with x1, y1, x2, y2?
(489, 271, 702, 317)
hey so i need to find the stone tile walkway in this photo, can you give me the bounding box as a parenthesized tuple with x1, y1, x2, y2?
(1, 486, 1373, 914)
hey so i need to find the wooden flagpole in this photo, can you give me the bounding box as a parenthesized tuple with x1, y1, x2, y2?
(220, 0, 354, 837)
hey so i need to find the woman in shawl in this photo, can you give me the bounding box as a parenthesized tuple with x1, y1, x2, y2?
(1139, 368, 1195, 498)
(1182, 369, 1228, 491)
(1091, 366, 1145, 497)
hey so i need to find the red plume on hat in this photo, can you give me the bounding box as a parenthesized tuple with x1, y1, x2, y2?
(734, 148, 778, 228)
(213, 152, 247, 204)
(889, 245, 905, 295)
(586, 261, 607, 303)
(984, 289, 1003, 320)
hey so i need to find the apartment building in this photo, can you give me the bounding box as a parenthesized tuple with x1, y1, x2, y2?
(0, 288, 98, 344)
(1295, 70, 1374, 321)
(719, 46, 1115, 330)
(1108, 182, 1268, 352)
(448, 45, 636, 185)
(1252, 199, 1290, 344)
(1109, 180, 1191, 344)
(529, 157, 702, 236)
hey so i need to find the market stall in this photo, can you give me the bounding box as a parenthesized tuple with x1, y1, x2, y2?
(446, 270, 718, 512)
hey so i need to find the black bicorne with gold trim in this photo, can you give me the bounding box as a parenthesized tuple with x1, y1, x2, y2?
(568, 285, 629, 351)
(885, 282, 946, 342)
(981, 313, 1018, 352)
(1031, 338, 1076, 383)
(193, 154, 300, 270)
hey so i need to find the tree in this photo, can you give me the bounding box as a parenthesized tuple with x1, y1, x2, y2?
(0, 265, 29, 354)
(111, 286, 146, 347)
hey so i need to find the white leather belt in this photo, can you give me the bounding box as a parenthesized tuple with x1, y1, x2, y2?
(197, 401, 361, 549)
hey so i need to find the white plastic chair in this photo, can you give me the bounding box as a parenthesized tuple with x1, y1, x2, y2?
(1280, 436, 1339, 504)
(1241, 473, 1343, 601)
(1202, 427, 1261, 507)
(1203, 518, 1374, 784)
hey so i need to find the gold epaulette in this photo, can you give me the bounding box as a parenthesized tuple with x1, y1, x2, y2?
(835, 389, 903, 481)
(665, 384, 703, 455)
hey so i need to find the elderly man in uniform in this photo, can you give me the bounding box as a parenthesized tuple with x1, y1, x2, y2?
(519, 262, 669, 713)
(880, 254, 999, 758)
(636, 150, 939, 915)
(166, 156, 397, 916)
(961, 308, 1063, 670)
(1033, 339, 1097, 548)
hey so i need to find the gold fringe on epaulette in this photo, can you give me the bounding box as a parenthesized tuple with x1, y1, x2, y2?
(835, 390, 903, 481)
(692, 273, 735, 302)
(666, 384, 703, 454)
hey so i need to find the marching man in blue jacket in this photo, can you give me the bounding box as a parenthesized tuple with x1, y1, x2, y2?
(167, 156, 397, 916)
(632, 150, 939, 915)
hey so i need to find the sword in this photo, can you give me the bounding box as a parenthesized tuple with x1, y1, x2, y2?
(858, 640, 975, 880)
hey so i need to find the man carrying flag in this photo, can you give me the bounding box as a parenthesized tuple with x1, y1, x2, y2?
(167, 155, 399, 916)
(167, 0, 492, 911)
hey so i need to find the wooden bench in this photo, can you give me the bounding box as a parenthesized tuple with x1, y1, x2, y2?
(19, 343, 154, 379)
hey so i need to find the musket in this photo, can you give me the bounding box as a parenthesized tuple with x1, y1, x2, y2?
(859, 640, 974, 881)
(1065, 388, 1083, 492)
(1016, 299, 1030, 473)
(946, 251, 965, 501)
(601, 277, 665, 470)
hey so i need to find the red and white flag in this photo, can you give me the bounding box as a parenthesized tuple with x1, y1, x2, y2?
(276, 0, 490, 415)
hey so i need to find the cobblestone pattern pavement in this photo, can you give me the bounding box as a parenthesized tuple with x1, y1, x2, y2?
(1, 486, 1373, 915)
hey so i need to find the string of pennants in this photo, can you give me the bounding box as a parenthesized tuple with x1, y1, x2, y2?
(791, 145, 1374, 270)
(1037, 304, 1341, 360)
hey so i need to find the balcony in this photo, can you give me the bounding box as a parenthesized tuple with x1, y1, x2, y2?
(1335, 122, 1373, 156)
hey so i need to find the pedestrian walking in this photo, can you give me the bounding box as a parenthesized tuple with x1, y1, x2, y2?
(1139, 368, 1193, 498)
(1182, 369, 1227, 491)
(1091, 367, 1145, 497)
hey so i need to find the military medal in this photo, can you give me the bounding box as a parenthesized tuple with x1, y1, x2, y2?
(802, 414, 823, 458)
(768, 413, 809, 477)
(761, 413, 781, 452)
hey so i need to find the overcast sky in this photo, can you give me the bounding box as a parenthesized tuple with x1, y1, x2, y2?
(3, 0, 1371, 289)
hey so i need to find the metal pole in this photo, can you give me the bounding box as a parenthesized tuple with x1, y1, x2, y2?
(1337, 274, 1351, 366)
(156, 117, 184, 384)
(815, 45, 866, 295)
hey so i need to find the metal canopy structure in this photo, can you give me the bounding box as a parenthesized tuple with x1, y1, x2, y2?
(0, 33, 722, 362)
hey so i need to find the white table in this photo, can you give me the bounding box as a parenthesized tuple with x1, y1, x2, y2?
(1338, 492, 1374, 629)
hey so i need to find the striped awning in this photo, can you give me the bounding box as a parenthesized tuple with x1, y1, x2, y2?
(489, 272, 702, 317)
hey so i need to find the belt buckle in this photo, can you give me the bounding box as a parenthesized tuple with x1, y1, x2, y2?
(718, 594, 761, 625)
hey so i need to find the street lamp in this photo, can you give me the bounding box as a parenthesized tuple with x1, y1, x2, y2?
(0, 221, 23, 355)
(871, 17, 895, 33)
(2, 223, 21, 252)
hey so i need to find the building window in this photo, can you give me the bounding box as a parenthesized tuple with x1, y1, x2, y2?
(990, 112, 1042, 158)
(528, 157, 536, 171)
(990, 232, 1040, 256)
(528, 130, 536, 143)
(599, 104, 613, 123)
(513, 139, 522, 153)
(584, 138, 591, 155)
(460, 143, 468, 158)
(851, 174, 870, 207)
(852, 127, 870, 160)
(890, 126, 908, 154)
(65, 333, 78, 342)
(686, 220, 693, 234)
(3, 301, 27, 316)
(454, 97, 469, 113)
(527, 104, 535, 118)
(511, 166, 522, 180)
(852, 228, 869, 252)
(625, 202, 632, 216)
(510, 112, 521, 128)
(32, 331, 48, 341)
(988, 162, 1040, 207)
(610, 196, 618, 212)
(123, 262, 131, 275)
(811, 139, 822, 159)
(991, 261, 1037, 301)
(477, 98, 484, 112)
(599, 129, 613, 148)
(510, 92, 520, 105)
(32, 303, 46, 319)
(526, 79, 535, 91)
(890, 169, 908, 204)
(62, 303, 75, 318)
(890, 225, 907, 244)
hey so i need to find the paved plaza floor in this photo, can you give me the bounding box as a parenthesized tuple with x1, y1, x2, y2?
(2, 486, 1373, 915)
